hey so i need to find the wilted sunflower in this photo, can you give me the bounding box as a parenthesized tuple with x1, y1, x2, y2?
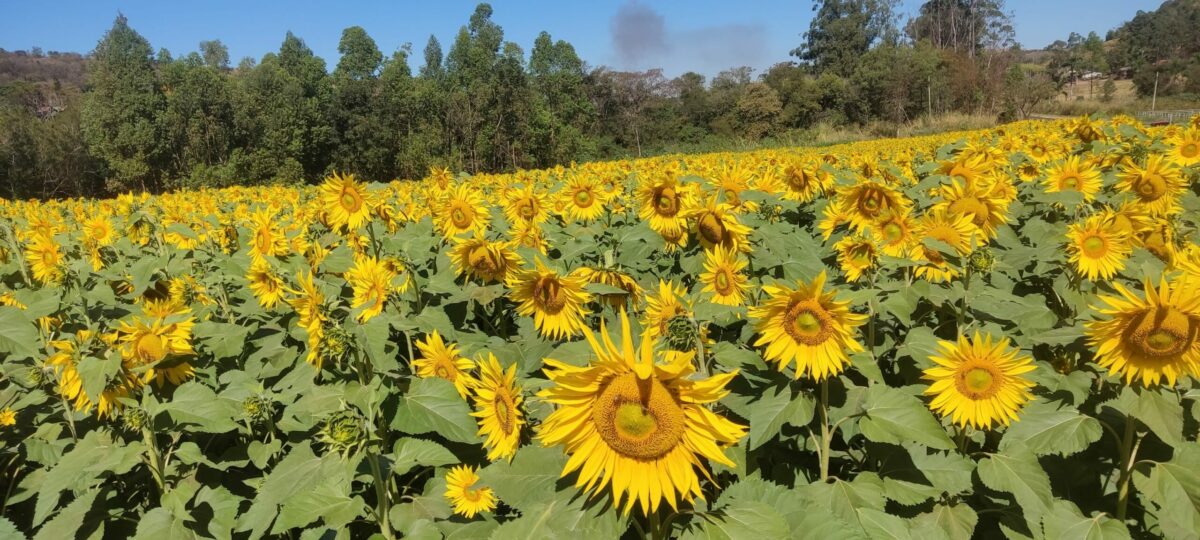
(923, 333, 1036, 429)
(699, 245, 749, 306)
(1043, 155, 1102, 201)
(1066, 215, 1131, 281)
(450, 233, 520, 284)
(912, 210, 978, 283)
(688, 197, 751, 252)
(25, 233, 63, 285)
(1087, 277, 1200, 386)
(288, 272, 327, 369)
(319, 172, 374, 232)
(344, 255, 396, 322)
(444, 465, 497, 518)
(507, 259, 591, 340)
(538, 312, 746, 515)
(573, 266, 642, 310)
(1117, 155, 1184, 216)
(116, 303, 197, 387)
(637, 174, 690, 236)
(435, 184, 489, 238)
(1167, 128, 1200, 167)
(246, 259, 286, 309)
(749, 270, 867, 380)
(413, 330, 475, 398)
(471, 353, 525, 462)
(560, 175, 609, 222)
(834, 234, 879, 282)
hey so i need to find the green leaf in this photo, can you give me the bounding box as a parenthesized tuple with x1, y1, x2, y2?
(859, 385, 954, 450)
(1133, 388, 1183, 447)
(1133, 444, 1200, 539)
(391, 438, 458, 477)
(912, 503, 978, 540)
(0, 307, 40, 358)
(999, 400, 1102, 456)
(391, 377, 480, 444)
(133, 507, 192, 540)
(686, 502, 790, 540)
(162, 382, 241, 433)
(478, 445, 566, 511)
(1041, 500, 1131, 540)
(977, 445, 1053, 532)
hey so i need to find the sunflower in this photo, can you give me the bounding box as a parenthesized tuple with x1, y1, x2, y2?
(922, 332, 1036, 429)
(115, 305, 196, 387)
(413, 330, 475, 398)
(642, 280, 692, 341)
(699, 245, 749, 306)
(749, 270, 866, 380)
(834, 234, 879, 282)
(637, 174, 690, 236)
(25, 233, 63, 285)
(934, 180, 1008, 240)
(836, 180, 911, 233)
(560, 175, 609, 223)
(538, 312, 746, 514)
(471, 353, 525, 462)
(1167, 129, 1200, 167)
(1117, 155, 1185, 216)
(1066, 215, 1131, 281)
(450, 233, 520, 284)
(507, 259, 591, 340)
(248, 207, 288, 261)
(47, 330, 140, 418)
(868, 210, 917, 257)
(911, 210, 978, 283)
(435, 184, 489, 238)
(246, 258, 286, 309)
(503, 184, 550, 225)
(444, 465, 497, 518)
(574, 266, 642, 310)
(1086, 277, 1200, 386)
(319, 172, 374, 232)
(687, 197, 751, 252)
(1043, 155, 1102, 201)
(288, 272, 327, 369)
(344, 255, 396, 322)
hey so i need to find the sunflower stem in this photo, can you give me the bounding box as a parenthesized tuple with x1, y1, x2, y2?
(1115, 415, 1140, 521)
(367, 450, 395, 540)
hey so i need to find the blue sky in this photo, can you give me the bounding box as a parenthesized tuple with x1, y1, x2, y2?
(0, 0, 1165, 77)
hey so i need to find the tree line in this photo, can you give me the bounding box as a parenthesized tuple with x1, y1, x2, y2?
(0, 1, 1156, 199)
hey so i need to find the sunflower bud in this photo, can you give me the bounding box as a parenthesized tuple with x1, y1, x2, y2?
(318, 409, 366, 458)
(968, 247, 996, 274)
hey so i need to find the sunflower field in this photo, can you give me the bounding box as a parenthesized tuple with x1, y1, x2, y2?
(2, 115, 1200, 539)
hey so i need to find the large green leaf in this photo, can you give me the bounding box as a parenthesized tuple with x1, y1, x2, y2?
(999, 400, 1102, 456)
(859, 385, 954, 450)
(391, 377, 480, 444)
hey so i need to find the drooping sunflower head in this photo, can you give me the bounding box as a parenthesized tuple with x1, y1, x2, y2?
(537, 311, 746, 515)
(450, 233, 520, 284)
(1066, 215, 1132, 282)
(507, 260, 591, 340)
(318, 172, 374, 232)
(413, 330, 476, 398)
(1117, 154, 1184, 216)
(911, 210, 978, 283)
(923, 332, 1036, 430)
(834, 234, 879, 282)
(1043, 155, 1102, 201)
(471, 353, 525, 462)
(444, 465, 497, 518)
(435, 184, 489, 238)
(700, 245, 750, 306)
(1086, 277, 1200, 386)
(574, 266, 643, 310)
(749, 270, 867, 380)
